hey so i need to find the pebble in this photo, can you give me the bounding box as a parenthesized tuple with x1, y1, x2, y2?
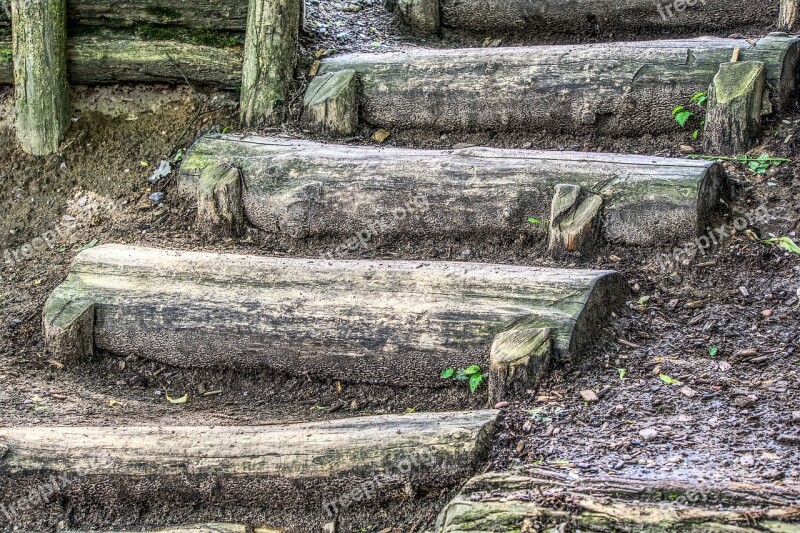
(580, 390, 599, 402)
(734, 395, 757, 408)
(762, 309, 773, 318)
(148, 192, 164, 203)
(494, 401, 509, 409)
(680, 386, 697, 398)
(639, 428, 659, 440)
(522, 420, 532, 432)
(739, 454, 755, 467)
(792, 411, 800, 423)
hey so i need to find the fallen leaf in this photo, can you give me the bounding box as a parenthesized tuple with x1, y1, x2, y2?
(371, 129, 391, 143)
(48, 359, 64, 369)
(163, 388, 189, 404)
(308, 60, 321, 77)
(659, 374, 682, 385)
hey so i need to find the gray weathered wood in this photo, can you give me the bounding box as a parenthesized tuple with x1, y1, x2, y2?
(179, 135, 730, 247)
(435, 468, 800, 532)
(63, 525, 285, 533)
(391, 0, 777, 39)
(197, 162, 246, 237)
(0, 32, 242, 87)
(240, 0, 302, 127)
(0, 411, 497, 528)
(704, 61, 766, 156)
(780, 0, 799, 30)
(319, 35, 800, 136)
(43, 244, 628, 376)
(387, 0, 440, 35)
(302, 70, 359, 135)
(487, 327, 551, 405)
(12, 0, 69, 155)
(548, 184, 604, 258)
(42, 296, 94, 361)
(0, 0, 248, 30)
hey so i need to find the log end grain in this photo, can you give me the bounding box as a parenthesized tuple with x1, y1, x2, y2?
(704, 61, 766, 156)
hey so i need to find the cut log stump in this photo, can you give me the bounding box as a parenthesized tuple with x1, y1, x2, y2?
(548, 184, 604, 258)
(239, 0, 302, 127)
(11, 0, 69, 155)
(179, 135, 730, 247)
(487, 327, 551, 405)
(302, 70, 359, 135)
(435, 467, 800, 532)
(42, 295, 94, 361)
(386, 0, 440, 35)
(704, 61, 767, 156)
(0, 411, 497, 529)
(197, 162, 246, 237)
(43, 244, 628, 378)
(318, 35, 799, 136)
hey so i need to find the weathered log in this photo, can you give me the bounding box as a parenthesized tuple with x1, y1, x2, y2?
(0, 0, 248, 30)
(43, 244, 627, 376)
(179, 135, 730, 247)
(704, 61, 766, 156)
(780, 0, 800, 30)
(302, 70, 359, 136)
(548, 184, 604, 258)
(0, 411, 497, 529)
(435, 468, 800, 532)
(390, 0, 777, 39)
(319, 35, 800, 136)
(64, 525, 285, 533)
(12, 0, 69, 155)
(240, 0, 302, 127)
(487, 327, 551, 405)
(196, 161, 246, 237)
(0, 32, 242, 87)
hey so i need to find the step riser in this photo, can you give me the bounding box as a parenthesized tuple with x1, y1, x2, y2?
(179, 135, 729, 247)
(320, 35, 799, 135)
(0, 411, 496, 530)
(43, 245, 628, 381)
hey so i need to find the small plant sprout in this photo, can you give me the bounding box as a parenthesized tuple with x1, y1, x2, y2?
(688, 153, 791, 174)
(673, 91, 707, 139)
(708, 346, 719, 358)
(618, 368, 628, 380)
(761, 236, 800, 254)
(527, 217, 545, 225)
(441, 365, 486, 393)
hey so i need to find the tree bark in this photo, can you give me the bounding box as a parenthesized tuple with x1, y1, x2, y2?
(434, 0, 776, 39)
(11, 0, 69, 155)
(179, 135, 730, 247)
(436, 468, 800, 532)
(318, 35, 799, 136)
(0, 32, 242, 87)
(0, 0, 249, 30)
(0, 411, 497, 529)
(704, 61, 766, 156)
(239, 0, 302, 127)
(44, 244, 628, 376)
(779, 0, 799, 30)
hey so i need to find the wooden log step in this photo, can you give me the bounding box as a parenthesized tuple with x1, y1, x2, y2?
(0, 411, 497, 528)
(318, 34, 800, 136)
(0, 32, 241, 88)
(59, 526, 285, 533)
(390, 0, 777, 38)
(43, 244, 628, 380)
(0, 0, 249, 30)
(179, 135, 729, 247)
(435, 467, 800, 532)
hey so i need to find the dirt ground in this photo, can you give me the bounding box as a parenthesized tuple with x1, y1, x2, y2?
(1, 2, 800, 532)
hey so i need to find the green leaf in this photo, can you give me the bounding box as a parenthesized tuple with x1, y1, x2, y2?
(776, 237, 800, 254)
(637, 295, 651, 305)
(708, 346, 719, 357)
(440, 368, 455, 379)
(675, 111, 693, 128)
(79, 238, 99, 251)
(527, 217, 543, 225)
(455, 370, 469, 381)
(464, 365, 482, 376)
(659, 374, 682, 385)
(618, 368, 628, 379)
(469, 373, 484, 393)
(672, 105, 685, 117)
(692, 129, 700, 140)
(690, 92, 708, 106)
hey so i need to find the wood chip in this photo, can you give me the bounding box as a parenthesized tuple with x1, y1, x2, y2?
(734, 348, 759, 358)
(308, 60, 321, 77)
(685, 300, 705, 309)
(680, 386, 697, 398)
(777, 434, 800, 445)
(371, 129, 391, 143)
(617, 338, 640, 348)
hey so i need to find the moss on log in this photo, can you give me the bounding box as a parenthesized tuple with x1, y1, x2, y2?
(12, 0, 70, 155)
(319, 35, 800, 136)
(43, 244, 627, 375)
(704, 61, 766, 156)
(436, 468, 800, 532)
(0, 0, 249, 30)
(179, 135, 730, 247)
(0, 32, 241, 87)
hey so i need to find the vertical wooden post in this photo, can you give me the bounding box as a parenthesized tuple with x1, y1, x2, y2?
(11, 0, 69, 156)
(240, 0, 302, 128)
(779, 0, 799, 30)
